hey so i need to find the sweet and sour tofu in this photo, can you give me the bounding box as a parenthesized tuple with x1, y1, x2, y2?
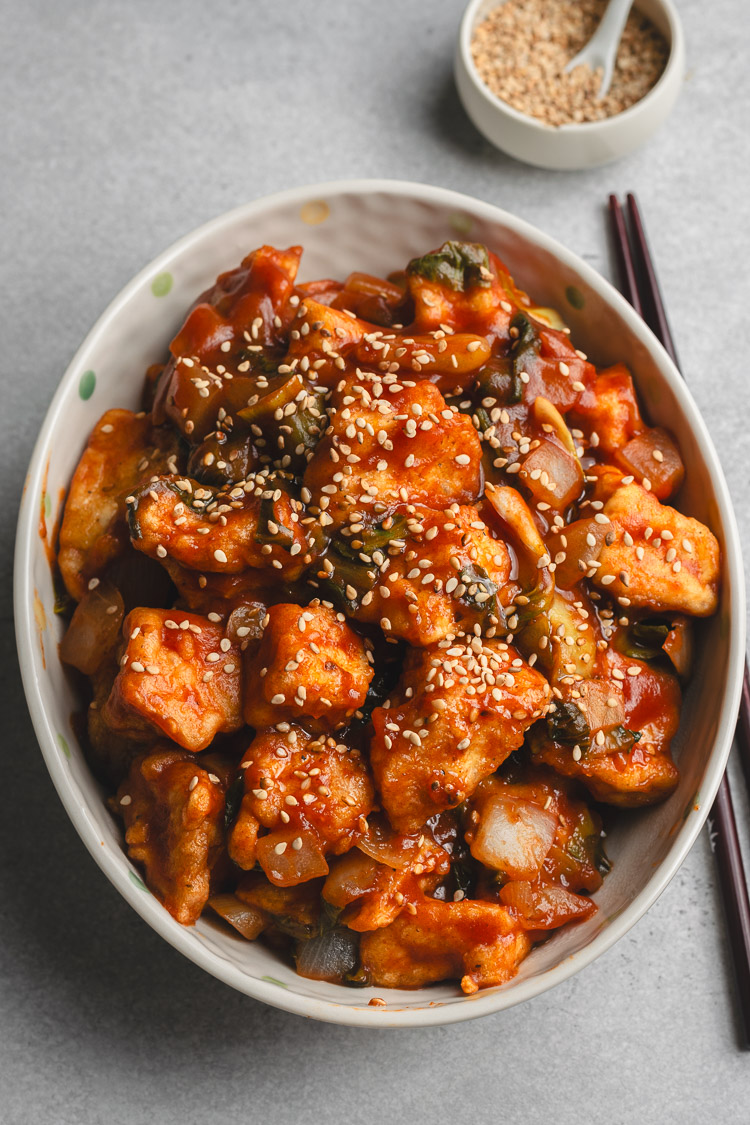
(593, 483, 720, 616)
(360, 896, 531, 993)
(303, 372, 482, 525)
(352, 504, 512, 646)
(57, 237, 723, 995)
(243, 602, 374, 728)
(115, 747, 226, 924)
(58, 409, 181, 600)
(370, 638, 550, 833)
(227, 727, 375, 883)
(104, 608, 243, 752)
(128, 476, 313, 581)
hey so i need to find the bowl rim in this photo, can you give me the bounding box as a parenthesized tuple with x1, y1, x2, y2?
(14, 177, 745, 1028)
(457, 0, 685, 136)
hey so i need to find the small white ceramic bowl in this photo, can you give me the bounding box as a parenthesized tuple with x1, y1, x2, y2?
(15, 180, 744, 1027)
(455, 0, 685, 170)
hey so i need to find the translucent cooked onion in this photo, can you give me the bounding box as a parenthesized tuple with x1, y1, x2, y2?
(296, 927, 359, 983)
(470, 797, 557, 880)
(225, 602, 266, 645)
(553, 517, 606, 590)
(580, 679, 625, 732)
(323, 850, 381, 907)
(500, 882, 596, 930)
(208, 894, 266, 941)
(520, 439, 583, 511)
(59, 581, 124, 675)
(663, 616, 693, 678)
(616, 426, 684, 501)
(256, 830, 330, 887)
(356, 818, 420, 870)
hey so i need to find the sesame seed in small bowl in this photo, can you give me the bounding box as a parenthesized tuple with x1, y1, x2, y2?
(455, 0, 685, 170)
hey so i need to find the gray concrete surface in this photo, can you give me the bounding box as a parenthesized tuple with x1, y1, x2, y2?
(2, 0, 749, 1121)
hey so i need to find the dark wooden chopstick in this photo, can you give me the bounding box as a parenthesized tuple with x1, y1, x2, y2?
(739, 663, 750, 795)
(625, 193, 680, 370)
(608, 192, 750, 1049)
(608, 196, 642, 317)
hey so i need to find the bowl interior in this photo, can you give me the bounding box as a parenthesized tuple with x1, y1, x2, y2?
(17, 182, 742, 1026)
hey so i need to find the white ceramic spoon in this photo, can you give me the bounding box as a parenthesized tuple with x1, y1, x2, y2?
(565, 0, 633, 98)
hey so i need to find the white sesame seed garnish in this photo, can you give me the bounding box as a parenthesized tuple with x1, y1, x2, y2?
(213, 548, 228, 563)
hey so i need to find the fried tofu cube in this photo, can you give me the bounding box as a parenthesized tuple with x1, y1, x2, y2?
(243, 603, 374, 728)
(58, 409, 181, 600)
(129, 476, 312, 581)
(353, 504, 512, 646)
(534, 652, 681, 807)
(236, 872, 323, 939)
(323, 822, 450, 932)
(103, 608, 243, 752)
(115, 747, 225, 924)
(572, 364, 644, 454)
(285, 298, 367, 381)
(359, 896, 531, 993)
(227, 727, 375, 883)
(303, 373, 482, 526)
(593, 484, 720, 616)
(370, 639, 550, 833)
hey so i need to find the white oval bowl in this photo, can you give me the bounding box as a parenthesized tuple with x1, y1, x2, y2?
(455, 0, 686, 170)
(15, 180, 744, 1027)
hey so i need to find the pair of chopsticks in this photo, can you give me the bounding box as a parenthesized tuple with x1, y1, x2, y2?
(608, 193, 750, 1050)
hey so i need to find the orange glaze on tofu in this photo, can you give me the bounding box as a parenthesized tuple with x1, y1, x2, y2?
(594, 484, 720, 616)
(533, 650, 681, 807)
(303, 373, 482, 526)
(58, 409, 181, 600)
(57, 237, 721, 995)
(227, 727, 375, 883)
(360, 897, 532, 993)
(351, 504, 512, 646)
(115, 747, 226, 924)
(104, 608, 243, 752)
(243, 602, 374, 728)
(323, 817, 451, 932)
(370, 638, 550, 833)
(128, 475, 313, 581)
